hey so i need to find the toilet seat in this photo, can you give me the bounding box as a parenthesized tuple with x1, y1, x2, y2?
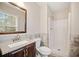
(37, 46, 51, 56)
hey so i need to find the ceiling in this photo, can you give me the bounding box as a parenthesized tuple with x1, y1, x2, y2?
(37, 2, 70, 12)
(47, 2, 70, 12)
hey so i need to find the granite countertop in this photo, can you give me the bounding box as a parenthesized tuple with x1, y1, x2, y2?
(0, 38, 39, 55)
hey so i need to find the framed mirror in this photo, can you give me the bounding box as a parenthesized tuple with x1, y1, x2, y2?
(0, 2, 27, 34)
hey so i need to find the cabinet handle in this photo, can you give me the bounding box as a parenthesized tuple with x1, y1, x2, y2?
(24, 49, 28, 57)
(24, 50, 25, 57)
(26, 49, 28, 56)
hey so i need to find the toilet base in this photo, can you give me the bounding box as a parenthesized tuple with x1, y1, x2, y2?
(36, 53, 48, 57)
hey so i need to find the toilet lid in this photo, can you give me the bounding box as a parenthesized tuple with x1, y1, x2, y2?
(38, 46, 51, 55)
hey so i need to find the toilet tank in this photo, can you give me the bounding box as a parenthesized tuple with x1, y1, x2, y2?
(35, 38, 42, 48)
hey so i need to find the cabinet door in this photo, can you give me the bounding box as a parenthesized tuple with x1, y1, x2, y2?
(10, 48, 24, 57)
(27, 43, 36, 57)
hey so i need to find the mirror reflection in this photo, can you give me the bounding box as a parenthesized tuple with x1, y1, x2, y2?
(0, 2, 26, 34)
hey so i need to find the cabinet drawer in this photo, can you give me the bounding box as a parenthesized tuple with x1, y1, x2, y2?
(10, 48, 25, 57)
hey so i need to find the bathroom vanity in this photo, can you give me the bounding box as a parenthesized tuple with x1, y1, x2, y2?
(0, 38, 39, 57)
(2, 42, 36, 57)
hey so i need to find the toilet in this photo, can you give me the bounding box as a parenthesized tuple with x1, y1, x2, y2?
(35, 38, 51, 57)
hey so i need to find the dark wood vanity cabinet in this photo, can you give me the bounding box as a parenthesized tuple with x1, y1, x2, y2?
(3, 42, 36, 57)
(27, 43, 36, 57)
(9, 48, 25, 57)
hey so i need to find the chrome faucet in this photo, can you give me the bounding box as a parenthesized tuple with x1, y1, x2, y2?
(13, 34, 20, 42)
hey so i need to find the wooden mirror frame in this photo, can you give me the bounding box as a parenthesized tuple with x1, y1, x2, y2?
(0, 2, 27, 34)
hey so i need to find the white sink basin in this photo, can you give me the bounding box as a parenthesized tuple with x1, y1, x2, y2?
(8, 40, 28, 48)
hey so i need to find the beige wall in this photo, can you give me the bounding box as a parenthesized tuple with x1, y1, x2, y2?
(71, 2, 79, 38)
(23, 2, 40, 34)
(70, 2, 79, 56)
(40, 3, 47, 33)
